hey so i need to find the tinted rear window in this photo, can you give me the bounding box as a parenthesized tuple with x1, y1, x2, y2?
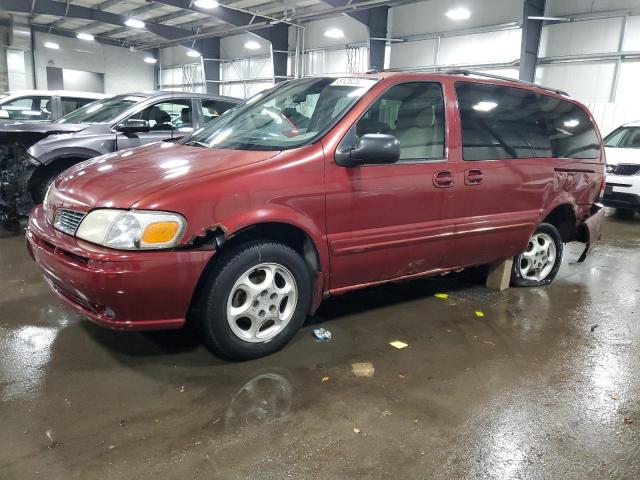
(456, 82, 600, 160)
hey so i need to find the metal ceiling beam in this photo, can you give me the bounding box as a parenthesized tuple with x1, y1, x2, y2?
(29, 23, 146, 48)
(0, 0, 194, 41)
(520, 0, 545, 82)
(151, 0, 300, 41)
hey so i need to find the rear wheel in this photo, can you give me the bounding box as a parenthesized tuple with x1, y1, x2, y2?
(511, 223, 563, 287)
(195, 240, 312, 360)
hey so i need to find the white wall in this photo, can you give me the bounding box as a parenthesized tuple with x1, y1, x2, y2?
(33, 32, 154, 93)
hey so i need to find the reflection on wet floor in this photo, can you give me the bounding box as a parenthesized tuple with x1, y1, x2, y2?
(1, 211, 639, 479)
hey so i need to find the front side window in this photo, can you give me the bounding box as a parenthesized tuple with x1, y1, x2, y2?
(181, 77, 379, 151)
(57, 95, 146, 124)
(0, 96, 52, 121)
(604, 127, 640, 149)
(456, 82, 600, 160)
(340, 82, 445, 162)
(129, 100, 192, 132)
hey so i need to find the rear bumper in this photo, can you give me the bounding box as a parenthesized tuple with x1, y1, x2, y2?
(576, 203, 605, 263)
(26, 204, 214, 330)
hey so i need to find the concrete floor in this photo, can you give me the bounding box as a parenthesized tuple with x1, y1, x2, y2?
(1, 212, 639, 480)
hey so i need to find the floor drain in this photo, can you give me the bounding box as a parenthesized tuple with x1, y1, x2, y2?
(450, 286, 508, 306)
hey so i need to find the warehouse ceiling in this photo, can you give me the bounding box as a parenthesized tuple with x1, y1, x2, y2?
(1, 0, 409, 48)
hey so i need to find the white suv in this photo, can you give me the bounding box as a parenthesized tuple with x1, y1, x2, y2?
(603, 121, 640, 218)
(0, 90, 108, 122)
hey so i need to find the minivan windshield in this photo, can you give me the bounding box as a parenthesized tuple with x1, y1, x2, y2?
(56, 94, 146, 124)
(180, 77, 379, 151)
(604, 127, 640, 149)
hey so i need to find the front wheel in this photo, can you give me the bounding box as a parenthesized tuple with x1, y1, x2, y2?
(511, 223, 563, 287)
(195, 241, 312, 360)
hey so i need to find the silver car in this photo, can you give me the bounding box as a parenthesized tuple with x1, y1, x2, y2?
(0, 91, 239, 227)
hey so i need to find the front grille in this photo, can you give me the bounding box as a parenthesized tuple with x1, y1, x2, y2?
(608, 164, 640, 176)
(54, 209, 86, 235)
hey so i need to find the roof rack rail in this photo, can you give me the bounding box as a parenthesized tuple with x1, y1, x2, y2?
(445, 69, 570, 97)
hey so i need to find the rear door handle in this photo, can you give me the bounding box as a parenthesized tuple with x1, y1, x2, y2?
(465, 169, 484, 185)
(433, 170, 454, 188)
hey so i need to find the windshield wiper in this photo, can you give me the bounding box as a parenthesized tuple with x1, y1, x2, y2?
(189, 141, 211, 148)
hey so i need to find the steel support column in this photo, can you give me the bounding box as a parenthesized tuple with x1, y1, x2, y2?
(195, 38, 221, 94)
(270, 24, 289, 83)
(520, 0, 546, 82)
(367, 6, 388, 71)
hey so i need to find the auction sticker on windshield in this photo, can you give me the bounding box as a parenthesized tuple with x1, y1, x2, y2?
(330, 77, 379, 88)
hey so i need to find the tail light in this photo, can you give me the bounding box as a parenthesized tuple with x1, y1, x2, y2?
(597, 176, 605, 202)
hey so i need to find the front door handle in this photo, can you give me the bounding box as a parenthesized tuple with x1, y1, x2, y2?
(433, 170, 454, 188)
(465, 168, 484, 185)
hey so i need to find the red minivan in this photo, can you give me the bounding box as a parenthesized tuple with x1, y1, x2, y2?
(26, 72, 605, 360)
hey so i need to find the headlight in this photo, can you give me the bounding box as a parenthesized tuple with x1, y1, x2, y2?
(43, 183, 55, 224)
(606, 164, 615, 174)
(76, 209, 186, 250)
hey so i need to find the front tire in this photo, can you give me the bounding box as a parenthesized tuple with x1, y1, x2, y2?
(511, 223, 563, 287)
(615, 208, 635, 219)
(195, 240, 312, 361)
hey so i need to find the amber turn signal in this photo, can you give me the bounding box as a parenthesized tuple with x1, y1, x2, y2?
(142, 221, 180, 244)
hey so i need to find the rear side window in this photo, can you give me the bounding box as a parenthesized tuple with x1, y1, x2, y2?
(61, 97, 96, 115)
(456, 82, 600, 160)
(201, 100, 237, 125)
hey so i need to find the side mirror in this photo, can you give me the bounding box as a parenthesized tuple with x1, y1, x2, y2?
(335, 133, 401, 167)
(115, 118, 150, 134)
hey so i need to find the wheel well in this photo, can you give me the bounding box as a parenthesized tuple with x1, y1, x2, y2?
(216, 222, 321, 273)
(29, 157, 89, 194)
(186, 222, 321, 324)
(543, 204, 576, 242)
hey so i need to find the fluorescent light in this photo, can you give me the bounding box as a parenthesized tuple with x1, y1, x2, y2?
(194, 0, 219, 8)
(186, 50, 201, 57)
(244, 40, 261, 50)
(324, 28, 345, 39)
(76, 32, 94, 41)
(144, 56, 157, 64)
(472, 101, 498, 112)
(125, 18, 145, 29)
(445, 7, 471, 20)
(44, 41, 59, 49)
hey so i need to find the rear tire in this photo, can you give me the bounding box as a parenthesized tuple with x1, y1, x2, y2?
(195, 240, 312, 361)
(511, 223, 563, 287)
(615, 208, 635, 219)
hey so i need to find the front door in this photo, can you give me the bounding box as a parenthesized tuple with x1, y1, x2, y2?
(116, 98, 194, 150)
(325, 81, 452, 291)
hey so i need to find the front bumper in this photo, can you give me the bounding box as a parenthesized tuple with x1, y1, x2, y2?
(26, 204, 214, 330)
(602, 174, 640, 209)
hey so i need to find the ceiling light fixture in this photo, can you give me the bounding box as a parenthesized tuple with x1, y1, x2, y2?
(194, 0, 219, 8)
(125, 18, 145, 29)
(244, 40, 261, 50)
(445, 7, 471, 20)
(44, 41, 60, 49)
(186, 50, 201, 57)
(324, 28, 345, 39)
(76, 32, 94, 41)
(472, 101, 498, 112)
(144, 56, 158, 64)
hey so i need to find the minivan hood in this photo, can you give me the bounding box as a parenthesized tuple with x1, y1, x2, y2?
(604, 147, 640, 166)
(54, 142, 280, 208)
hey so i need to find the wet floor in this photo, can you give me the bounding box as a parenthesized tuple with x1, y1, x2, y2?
(1, 211, 639, 479)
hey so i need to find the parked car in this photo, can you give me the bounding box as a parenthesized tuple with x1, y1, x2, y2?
(0, 91, 239, 226)
(0, 90, 107, 122)
(602, 121, 640, 217)
(26, 72, 605, 360)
